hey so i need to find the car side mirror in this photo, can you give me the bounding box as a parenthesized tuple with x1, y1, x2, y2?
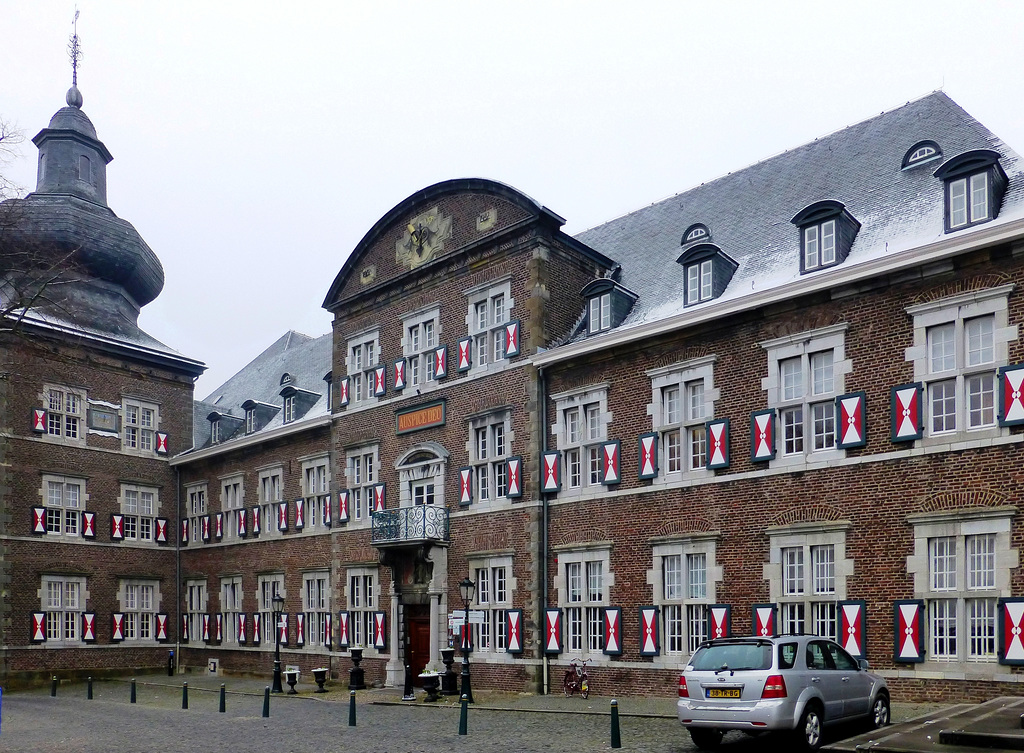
(858, 658, 870, 670)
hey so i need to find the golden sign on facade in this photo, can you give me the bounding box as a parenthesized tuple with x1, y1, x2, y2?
(395, 400, 446, 435)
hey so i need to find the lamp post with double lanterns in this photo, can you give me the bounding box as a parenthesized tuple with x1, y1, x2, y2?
(459, 576, 476, 703)
(271, 593, 285, 693)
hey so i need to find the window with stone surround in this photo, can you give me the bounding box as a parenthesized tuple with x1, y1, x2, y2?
(120, 579, 159, 641)
(347, 330, 380, 404)
(651, 536, 720, 655)
(185, 578, 207, 645)
(258, 467, 283, 538)
(120, 484, 158, 543)
(470, 411, 511, 502)
(258, 573, 284, 646)
(302, 457, 329, 530)
(221, 476, 243, 540)
(187, 484, 207, 544)
(556, 547, 612, 656)
(403, 307, 439, 387)
(303, 571, 330, 647)
(41, 575, 86, 642)
(467, 278, 512, 370)
(221, 576, 242, 646)
(553, 384, 610, 495)
(347, 568, 377, 649)
(649, 357, 717, 479)
(470, 556, 514, 653)
(346, 445, 378, 523)
(42, 385, 85, 445)
(122, 398, 158, 454)
(42, 474, 84, 536)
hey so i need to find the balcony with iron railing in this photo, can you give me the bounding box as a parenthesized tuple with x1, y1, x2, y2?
(371, 505, 450, 547)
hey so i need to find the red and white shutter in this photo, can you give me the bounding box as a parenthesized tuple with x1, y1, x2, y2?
(112, 613, 126, 642)
(339, 377, 350, 407)
(182, 614, 190, 643)
(372, 484, 386, 512)
(252, 613, 262, 645)
(181, 518, 189, 546)
(894, 600, 925, 662)
(294, 498, 304, 530)
(215, 613, 223, 643)
(201, 515, 210, 543)
(31, 612, 46, 642)
(709, 604, 731, 639)
(752, 604, 777, 637)
(296, 613, 305, 646)
(111, 514, 125, 540)
(394, 359, 406, 391)
(638, 434, 658, 479)
(639, 606, 659, 656)
(32, 409, 47, 432)
(32, 507, 46, 534)
(541, 451, 561, 492)
(215, 512, 224, 540)
(337, 611, 350, 648)
(504, 320, 521, 357)
(278, 613, 288, 647)
(544, 609, 562, 654)
(236, 510, 246, 538)
(458, 467, 472, 506)
(836, 392, 867, 448)
(457, 338, 472, 371)
(251, 506, 262, 536)
(323, 612, 332, 649)
(750, 410, 776, 461)
(277, 501, 289, 531)
(156, 613, 169, 642)
(1000, 365, 1024, 426)
(372, 611, 387, 649)
(338, 490, 350, 523)
(603, 607, 623, 655)
(155, 432, 169, 454)
(323, 496, 332, 528)
(707, 419, 730, 469)
(839, 600, 867, 659)
(237, 613, 247, 645)
(433, 346, 447, 379)
(202, 613, 211, 643)
(153, 517, 167, 543)
(506, 457, 522, 498)
(373, 365, 386, 397)
(999, 598, 1024, 665)
(891, 384, 922, 442)
(506, 610, 524, 654)
(601, 441, 621, 485)
(82, 612, 96, 642)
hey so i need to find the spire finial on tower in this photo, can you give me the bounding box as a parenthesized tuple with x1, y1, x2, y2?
(66, 8, 84, 108)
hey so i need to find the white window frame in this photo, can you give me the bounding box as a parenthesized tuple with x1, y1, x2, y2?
(469, 555, 514, 654)
(651, 536, 720, 657)
(469, 411, 512, 504)
(303, 571, 330, 648)
(949, 172, 990, 229)
(221, 476, 244, 540)
(186, 484, 207, 545)
(40, 575, 86, 643)
(258, 467, 284, 538)
(346, 329, 380, 404)
(122, 398, 159, 454)
(347, 567, 377, 650)
(552, 384, 610, 497)
(185, 578, 207, 646)
(258, 573, 284, 645)
(302, 456, 329, 530)
(402, 307, 440, 387)
(120, 579, 159, 642)
(219, 576, 242, 646)
(803, 219, 837, 271)
(685, 259, 714, 305)
(906, 286, 1015, 445)
(42, 385, 85, 446)
(346, 445, 378, 524)
(588, 292, 611, 334)
(648, 357, 717, 481)
(120, 484, 159, 544)
(466, 278, 513, 371)
(41, 474, 85, 537)
(555, 546, 612, 658)
(761, 324, 849, 467)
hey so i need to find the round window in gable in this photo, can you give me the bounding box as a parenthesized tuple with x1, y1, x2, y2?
(902, 140, 942, 169)
(682, 223, 710, 245)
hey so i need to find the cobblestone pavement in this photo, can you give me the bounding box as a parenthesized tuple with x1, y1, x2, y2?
(0, 675, 951, 753)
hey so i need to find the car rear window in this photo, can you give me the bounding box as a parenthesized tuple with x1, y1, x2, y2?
(778, 642, 798, 669)
(690, 642, 773, 671)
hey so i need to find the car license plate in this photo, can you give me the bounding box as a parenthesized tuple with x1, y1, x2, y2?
(706, 688, 740, 699)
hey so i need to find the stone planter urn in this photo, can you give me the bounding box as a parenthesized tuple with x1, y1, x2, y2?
(349, 647, 366, 690)
(440, 648, 458, 695)
(312, 667, 329, 693)
(419, 672, 441, 702)
(283, 669, 299, 695)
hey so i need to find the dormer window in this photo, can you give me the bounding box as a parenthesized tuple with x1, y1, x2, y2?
(791, 200, 860, 274)
(283, 395, 296, 423)
(581, 279, 638, 336)
(589, 293, 611, 333)
(675, 243, 737, 306)
(211, 420, 220, 444)
(934, 150, 1007, 233)
(902, 140, 942, 169)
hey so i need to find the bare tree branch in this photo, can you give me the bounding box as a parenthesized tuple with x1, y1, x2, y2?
(0, 115, 26, 201)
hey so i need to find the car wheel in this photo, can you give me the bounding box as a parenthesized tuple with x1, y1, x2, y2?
(795, 704, 823, 751)
(688, 728, 724, 750)
(870, 694, 890, 729)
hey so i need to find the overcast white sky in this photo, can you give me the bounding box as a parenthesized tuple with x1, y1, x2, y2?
(3, 1, 1024, 396)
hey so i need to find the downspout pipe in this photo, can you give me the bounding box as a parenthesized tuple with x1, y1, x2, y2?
(174, 465, 181, 674)
(539, 365, 549, 695)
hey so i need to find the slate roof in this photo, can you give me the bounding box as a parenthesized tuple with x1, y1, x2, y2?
(572, 92, 1024, 337)
(190, 330, 332, 450)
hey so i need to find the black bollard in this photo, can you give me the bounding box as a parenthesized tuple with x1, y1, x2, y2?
(402, 664, 414, 701)
(87, 676, 93, 700)
(168, 649, 175, 677)
(610, 699, 621, 748)
(50, 676, 57, 697)
(182, 681, 189, 710)
(458, 693, 468, 736)
(131, 678, 137, 704)
(263, 686, 270, 718)
(348, 690, 356, 727)
(219, 683, 226, 713)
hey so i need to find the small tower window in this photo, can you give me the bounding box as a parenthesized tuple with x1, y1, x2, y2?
(211, 420, 220, 444)
(78, 155, 91, 182)
(245, 408, 257, 434)
(902, 140, 942, 169)
(682, 223, 710, 244)
(589, 293, 611, 333)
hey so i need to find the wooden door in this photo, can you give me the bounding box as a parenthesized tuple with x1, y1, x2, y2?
(407, 617, 431, 683)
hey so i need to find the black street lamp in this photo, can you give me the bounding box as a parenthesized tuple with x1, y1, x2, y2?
(271, 593, 285, 693)
(459, 576, 476, 703)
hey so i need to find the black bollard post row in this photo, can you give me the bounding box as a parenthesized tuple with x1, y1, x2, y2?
(262, 686, 270, 718)
(219, 683, 226, 713)
(348, 689, 357, 727)
(50, 675, 57, 697)
(182, 681, 189, 710)
(458, 693, 469, 736)
(130, 678, 137, 704)
(87, 676, 93, 700)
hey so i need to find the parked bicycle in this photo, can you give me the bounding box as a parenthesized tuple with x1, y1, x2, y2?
(563, 658, 591, 698)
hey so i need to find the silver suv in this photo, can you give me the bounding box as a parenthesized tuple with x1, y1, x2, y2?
(677, 635, 889, 750)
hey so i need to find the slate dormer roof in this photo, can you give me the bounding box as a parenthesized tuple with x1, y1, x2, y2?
(568, 92, 1024, 339)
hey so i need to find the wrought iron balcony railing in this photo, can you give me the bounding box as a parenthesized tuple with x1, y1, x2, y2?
(371, 505, 450, 546)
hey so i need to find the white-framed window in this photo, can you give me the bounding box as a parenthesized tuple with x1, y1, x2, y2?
(187, 484, 207, 545)
(761, 325, 848, 464)
(346, 445, 378, 523)
(121, 580, 158, 641)
(211, 420, 221, 444)
(685, 260, 713, 305)
(42, 385, 85, 444)
(588, 292, 611, 334)
(652, 537, 719, 655)
(470, 412, 511, 502)
(949, 172, 990, 229)
(347, 331, 380, 404)
(222, 476, 243, 539)
(347, 568, 377, 648)
(258, 573, 284, 644)
(403, 308, 439, 386)
(258, 467, 283, 538)
(303, 571, 330, 647)
(302, 458, 329, 529)
(471, 557, 513, 653)
(553, 385, 609, 493)
(220, 576, 242, 646)
(123, 398, 158, 453)
(41, 575, 85, 642)
(185, 579, 207, 645)
(649, 357, 717, 477)
(906, 287, 1015, 441)
(121, 484, 158, 543)
(908, 509, 1016, 663)
(42, 475, 84, 536)
(466, 279, 512, 370)
(283, 395, 296, 423)
(766, 523, 851, 642)
(556, 548, 612, 656)
(803, 219, 836, 271)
